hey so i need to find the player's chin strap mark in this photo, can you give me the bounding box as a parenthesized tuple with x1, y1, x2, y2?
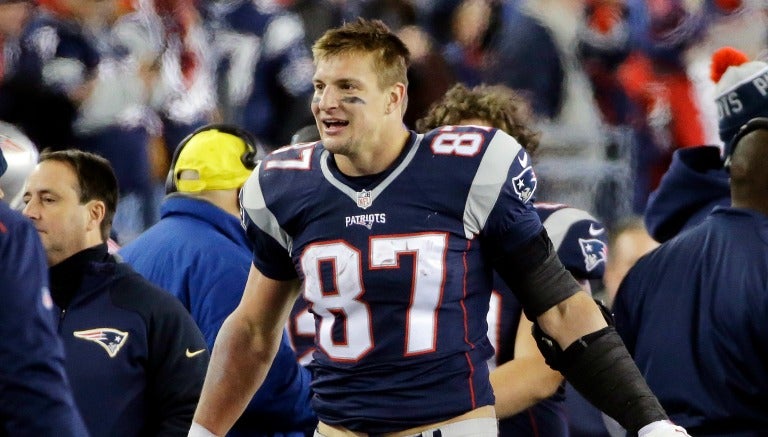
(533, 299, 670, 434)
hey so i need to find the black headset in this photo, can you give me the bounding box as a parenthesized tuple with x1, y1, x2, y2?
(724, 117, 768, 170)
(165, 123, 260, 194)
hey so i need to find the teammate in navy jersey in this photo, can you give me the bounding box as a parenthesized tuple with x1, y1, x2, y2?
(416, 83, 609, 436)
(489, 203, 608, 436)
(191, 19, 687, 437)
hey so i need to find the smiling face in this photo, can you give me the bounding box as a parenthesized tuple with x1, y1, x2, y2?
(22, 160, 100, 266)
(311, 51, 400, 158)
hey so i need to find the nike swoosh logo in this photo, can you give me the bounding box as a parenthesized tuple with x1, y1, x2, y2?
(589, 223, 605, 236)
(185, 348, 206, 358)
(518, 152, 529, 168)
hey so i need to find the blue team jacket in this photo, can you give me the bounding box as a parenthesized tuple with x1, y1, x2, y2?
(644, 146, 730, 243)
(50, 244, 209, 437)
(615, 207, 768, 435)
(120, 195, 316, 436)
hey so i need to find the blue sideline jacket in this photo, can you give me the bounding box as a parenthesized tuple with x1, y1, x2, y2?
(644, 146, 729, 243)
(49, 243, 208, 437)
(615, 207, 768, 435)
(120, 195, 316, 436)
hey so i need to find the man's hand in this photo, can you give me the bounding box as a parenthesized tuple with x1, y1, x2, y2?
(638, 420, 690, 437)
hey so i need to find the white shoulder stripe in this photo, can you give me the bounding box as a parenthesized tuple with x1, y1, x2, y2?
(463, 131, 522, 238)
(241, 164, 293, 253)
(542, 207, 597, 251)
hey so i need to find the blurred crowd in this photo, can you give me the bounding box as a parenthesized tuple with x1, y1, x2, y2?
(0, 0, 766, 243)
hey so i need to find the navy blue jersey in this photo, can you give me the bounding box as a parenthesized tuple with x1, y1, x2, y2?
(614, 207, 768, 434)
(243, 126, 541, 432)
(487, 204, 607, 436)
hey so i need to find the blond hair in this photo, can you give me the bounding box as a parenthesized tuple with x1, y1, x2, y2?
(312, 18, 410, 90)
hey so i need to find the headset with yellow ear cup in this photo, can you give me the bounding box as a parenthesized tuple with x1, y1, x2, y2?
(165, 124, 260, 194)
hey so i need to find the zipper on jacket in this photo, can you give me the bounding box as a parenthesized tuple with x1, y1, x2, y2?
(58, 308, 66, 332)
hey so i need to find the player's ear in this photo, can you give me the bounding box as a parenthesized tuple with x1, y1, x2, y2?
(386, 82, 407, 115)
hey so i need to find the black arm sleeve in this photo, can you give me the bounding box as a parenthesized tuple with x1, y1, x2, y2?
(498, 229, 669, 432)
(549, 327, 668, 433)
(492, 228, 582, 319)
(531, 300, 668, 433)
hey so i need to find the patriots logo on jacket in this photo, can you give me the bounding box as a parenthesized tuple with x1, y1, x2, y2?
(74, 328, 129, 358)
(512, 166, 537, 203)
(578, 238, 607, 272)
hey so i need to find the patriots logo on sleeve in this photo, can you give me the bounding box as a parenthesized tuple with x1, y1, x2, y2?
(578, 238, 607, 272)
(511, 152, 537, 203)
(73, 328, 129, 358)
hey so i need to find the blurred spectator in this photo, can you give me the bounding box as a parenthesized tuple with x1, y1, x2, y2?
(0, 145, 89, 437)
(612, 119, 768, 434)
(1, 0, 163, 240)
(418, 0, 464, 46)
(576, 0, 633, 127)
(73, 0, 161, 241)
(480, 0, 565, 119)
(148, 0, 216, 153)
(0, 0, 97, 151)
(199, 0, 315, 150)
(397, 25, 456, 128)
(439, 0, 566, 119)
(441, 0, 492, 87)
(575, 0, 737, 213)
(107, 0, 218, 241)
(0, 0, 33, 79)
(21, 149, 209, 436)
(644, 46, 768, 242)
(358, 0, 417, 30)
(285, 0, 345, 48)
(120, 125, 317, 436)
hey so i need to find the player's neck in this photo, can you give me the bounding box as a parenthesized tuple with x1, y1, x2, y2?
(335, 127, 410, 176)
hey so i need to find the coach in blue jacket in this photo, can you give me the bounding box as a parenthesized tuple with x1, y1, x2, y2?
(613, 119, 768, 434)
(120, 125, 316, 436)
(22, 149, 208, 437)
